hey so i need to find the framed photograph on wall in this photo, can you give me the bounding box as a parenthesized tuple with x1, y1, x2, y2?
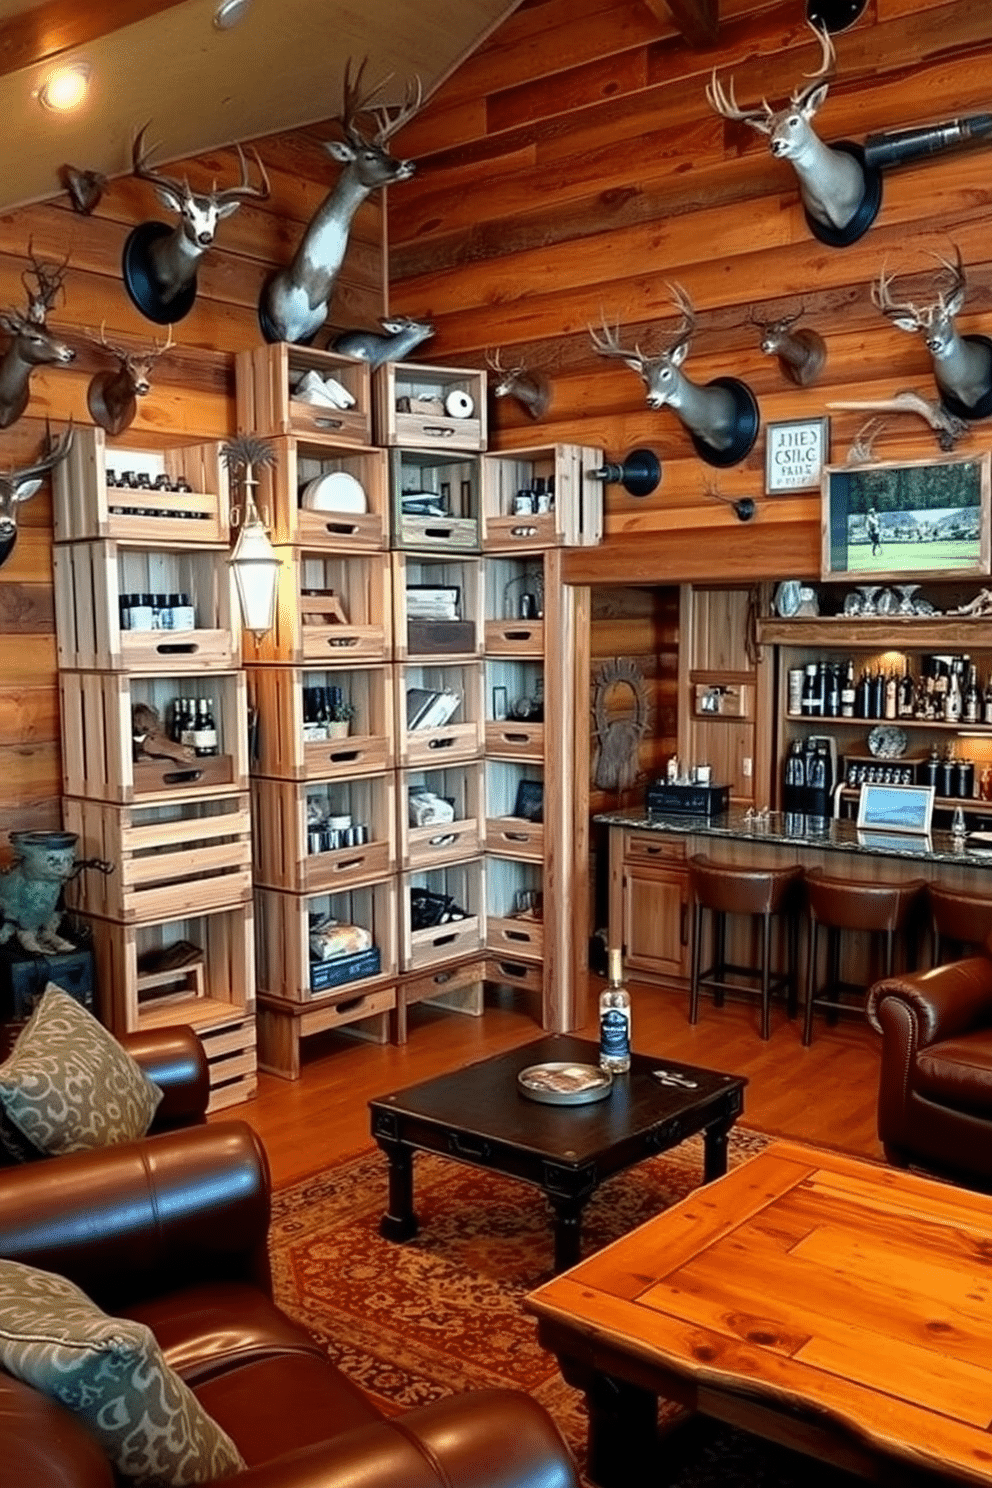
(765, 417, 829, 494)
(821, 451, 991, 582)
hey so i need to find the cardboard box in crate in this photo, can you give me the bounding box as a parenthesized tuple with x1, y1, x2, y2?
(61, 670, 248, 805)
(400, 760, 483, 870)
(235, 343, 372, 446)
(248, 664, 393, 782)
(485, 856, 544, 963)
(389, 448, 480, 552)
(53, 427, 230, 546)
(398, 661, 484, 768)
(245, 547, 391, 666)
(375, 361, 486, 451)
(251, 774, 395, 893)
(53, 540, 237, 673)
(392, 551, 483, 661)
(62, 793, 252, 923)
(255, 882, 397, 1003)
(481, 444, 604, 550)
(85, 900, 254, 1039)
(401, 858, 484, 972)
(253, 437, 387, 550)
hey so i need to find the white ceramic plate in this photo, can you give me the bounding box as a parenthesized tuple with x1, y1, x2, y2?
(301, 471, 367, 513)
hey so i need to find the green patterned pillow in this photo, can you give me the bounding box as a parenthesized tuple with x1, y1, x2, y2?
(0, 985, 162, 1156)
(0, 1259, 245, 1484)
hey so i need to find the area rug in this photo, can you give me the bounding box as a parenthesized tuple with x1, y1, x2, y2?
(269, 1128, 860, 1487)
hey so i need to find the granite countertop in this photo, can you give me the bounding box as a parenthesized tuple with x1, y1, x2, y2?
(594, 805, 992, 869)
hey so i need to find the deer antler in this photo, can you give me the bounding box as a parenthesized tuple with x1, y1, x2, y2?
(588, 318, 650, 367)
(871, 263, 928, 326)
(705, 70, 774, 128)
(23, 241, 69, 322)
(665, 283, 697, 356)
(214, 143, 271, 205)
(792, 20, 836, 107)
(11, 422, 74, 486)
(336, 58, 421, 146)
(132, 122, 189, 198)
(829, 388, 969, 451)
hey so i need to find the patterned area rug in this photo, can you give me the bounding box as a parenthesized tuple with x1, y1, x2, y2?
(269, 1128, 860, 1487)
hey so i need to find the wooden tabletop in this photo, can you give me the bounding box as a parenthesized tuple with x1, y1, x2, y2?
(527, 1141, 992, 1485)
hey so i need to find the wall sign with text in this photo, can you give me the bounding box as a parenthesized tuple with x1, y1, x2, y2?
(765, 417, 829, 494)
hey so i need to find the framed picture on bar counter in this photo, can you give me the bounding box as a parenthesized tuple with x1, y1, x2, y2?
(821, 452, 991, 583)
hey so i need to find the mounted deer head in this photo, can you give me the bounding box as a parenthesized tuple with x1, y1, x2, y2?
(486, 348, 551, 421)
(85, 323, 174, 436)
(707, 21, 876, 242)
(260, 58, 422, 345)
(589, 284, 759, 466)
(0, 425, 73, 567)
(124, 124, 270, 322)
(750, 305, 826, 386)
(0, 248, 75, 430)
(871, 247, 992, 417)
(332, 315, 434, 370)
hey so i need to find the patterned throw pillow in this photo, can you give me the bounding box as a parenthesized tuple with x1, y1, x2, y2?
(0, 1259, 245, 1485)
(0, 985, 162, 1156)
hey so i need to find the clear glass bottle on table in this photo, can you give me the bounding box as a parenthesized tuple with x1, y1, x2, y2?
(599, 948, 631, 1074)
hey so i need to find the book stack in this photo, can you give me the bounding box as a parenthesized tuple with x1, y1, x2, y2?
(406, 687, 462, 730)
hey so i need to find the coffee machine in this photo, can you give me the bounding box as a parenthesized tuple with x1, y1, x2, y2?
(782, 735, 838, 833)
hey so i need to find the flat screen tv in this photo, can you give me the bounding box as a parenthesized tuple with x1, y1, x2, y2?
(821, 452, 990, 583)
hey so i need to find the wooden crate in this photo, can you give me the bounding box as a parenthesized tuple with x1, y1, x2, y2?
(235, 343, 372, 446)
(485, 760, 544, 860)
(401, 858, 484, 972)
(482, 443, 604, 550)
(251, 774, 395, 893)
(485, 855, 544, 963)
(255, 882, 397, 1004)
(253, 437, 388, 550)
(62, 793, 252, 922)
(197, 1013, 258, 1111)
(53, 540, 237, 673)
(257, 986, 394, 1080)
(399, 760, 484, 870)
(486, 655, 544, 761)
(484, 554, 546, 655)
(53, 427, 230, 546)
(485, 719, 544, 761)
(393, 955, 486, 1043)
(248, 664, 393, 781)
(397, 660, 484, 768)
(244, 547, 391, 666)
(485, 954, 544, 999)
(87, 900, 254, 1037)
(389, 448, 480, 552)
(61, 670, 248, 805)
(375, 361, 487, 451)
(392, 551, 483, 661)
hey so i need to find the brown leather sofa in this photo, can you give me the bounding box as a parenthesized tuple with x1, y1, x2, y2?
(866, 944, 992, 1184)
(0, 1115, 580, 1488)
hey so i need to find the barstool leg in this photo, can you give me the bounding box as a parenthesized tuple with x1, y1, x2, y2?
(689, 900, 703, 1024)
(787, 910, 799, 1019)
(713, 911, 726, 1006)
(803, 919, 818, 1047)
(760, 910, 772, 1041)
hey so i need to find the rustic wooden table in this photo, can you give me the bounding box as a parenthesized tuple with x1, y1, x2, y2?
(369, 1034, 745, 1274)
(527, 1140, 992, 1486)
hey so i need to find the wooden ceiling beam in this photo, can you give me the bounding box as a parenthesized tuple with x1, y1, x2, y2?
(0, 0, 189, 80)
(643, 0, 719, 49)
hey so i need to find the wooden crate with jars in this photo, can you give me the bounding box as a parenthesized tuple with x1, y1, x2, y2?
(60, 670, 248, 805)
(53, 428, 230, 547)
(248, 663, 394, 781)
(374, 361, 486, 452)
(244, 546, 392, 666)
(396, 659, 484, 768)
(235, 342, 372, 446)
(53, 540, 237, 673)
(252, 437, 388, 550)
(85, 901, 257, 1111)
(251, 773, 396, 894)
(392, 550, 483, 661)
(62, 792, 252, 923)
(400, 857, 485, 972)
(481, 444, 604, 550)
(388, 448, 480, 552)
(399, 760, 484, 870)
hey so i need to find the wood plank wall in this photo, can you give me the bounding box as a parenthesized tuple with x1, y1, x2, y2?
(0, 130, 383, 846)
(388, 0, 992, 586)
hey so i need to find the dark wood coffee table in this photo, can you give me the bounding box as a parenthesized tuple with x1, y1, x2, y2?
(369, 1034, 746, 1273)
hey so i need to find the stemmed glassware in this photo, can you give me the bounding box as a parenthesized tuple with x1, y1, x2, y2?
(856, 584, 881, 617)
(895, 583, 920, 616)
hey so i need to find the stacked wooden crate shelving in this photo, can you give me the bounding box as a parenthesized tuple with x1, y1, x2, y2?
(52, 428, 257, 1111)
(238, 343, 399, 1078)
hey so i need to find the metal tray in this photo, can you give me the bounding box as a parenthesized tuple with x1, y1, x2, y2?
(517, 1061, 613, 1105)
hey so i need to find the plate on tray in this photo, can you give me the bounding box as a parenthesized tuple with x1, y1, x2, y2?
(517, 1062, 613, 1105)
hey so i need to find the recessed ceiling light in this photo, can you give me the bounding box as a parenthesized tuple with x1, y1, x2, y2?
(37, 62, 91, 112)
(214, 0, 251, 28)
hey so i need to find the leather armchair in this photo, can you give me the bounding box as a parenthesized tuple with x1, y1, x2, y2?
(866, 945, 992, 1184)
(0, 1023, 211, 1166)
(0, 1118, 580, 1488)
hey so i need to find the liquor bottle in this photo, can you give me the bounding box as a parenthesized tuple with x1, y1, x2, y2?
(180, 698, 196, 750)
(985, 672, 992, 726)
(840, 660, 856, 719)
(599, 948, 631, 1074)
(884, 668, 898, 720)
(192, 697, 219, 757)
(857, 669, 872, 720)
(826, 664, 840, 718)
(871, 668, 885, 720)
(801, 663, 817, 716)
(945, 665, 963, 724)
(898, 658, 914, 719)
(964, 664, 981, 724)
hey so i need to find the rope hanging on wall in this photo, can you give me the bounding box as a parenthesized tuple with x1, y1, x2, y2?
(592, 657, 651, 793)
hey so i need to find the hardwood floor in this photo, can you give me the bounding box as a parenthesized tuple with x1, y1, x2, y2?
(219, 977, 885, 1189)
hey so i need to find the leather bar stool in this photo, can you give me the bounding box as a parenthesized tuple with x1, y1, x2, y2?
(803, 871, 926, 1046)
(929, 883, 992, 965)
(688, 855, 803, 1040)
